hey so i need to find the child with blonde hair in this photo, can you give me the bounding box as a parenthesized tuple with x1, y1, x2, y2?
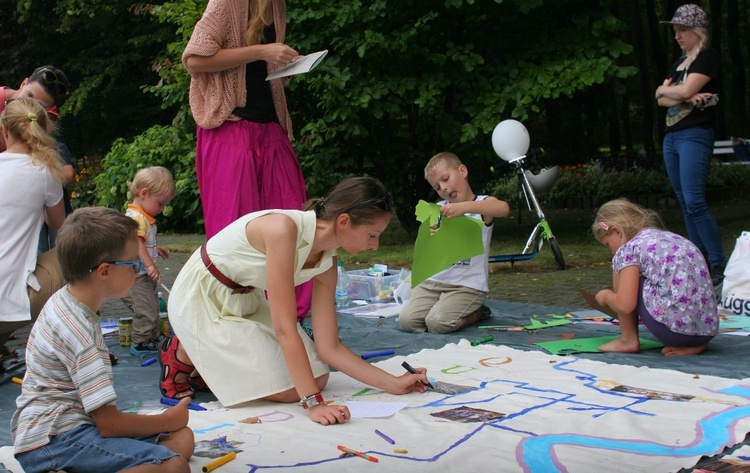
(121, 166, 176, 356)
(397, 152, 510, 334)
(0, 98, 65, 363)
(592, 198, 718, 357)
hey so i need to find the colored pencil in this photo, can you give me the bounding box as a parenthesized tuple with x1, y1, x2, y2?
(337, 445, 378, 463)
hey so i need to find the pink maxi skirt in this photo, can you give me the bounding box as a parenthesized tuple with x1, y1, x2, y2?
(196, 120, 312, 319)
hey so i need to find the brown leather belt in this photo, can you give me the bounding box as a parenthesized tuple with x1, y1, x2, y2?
(200, 244, 254, 294)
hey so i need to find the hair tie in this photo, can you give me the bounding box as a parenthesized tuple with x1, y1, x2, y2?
(314, 198, 326, 215)
(27, 113, 38, 122)
(598, 221, 609, 231)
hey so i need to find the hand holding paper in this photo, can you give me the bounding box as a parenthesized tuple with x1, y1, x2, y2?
(266, 50, 328, 80)
(411, 200, 484, 287)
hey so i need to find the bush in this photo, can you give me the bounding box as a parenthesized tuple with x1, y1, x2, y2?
(89, 124, 201, 233)
(488, 162, 750, 208)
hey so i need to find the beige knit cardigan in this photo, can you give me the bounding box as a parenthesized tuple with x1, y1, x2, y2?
(182, 0, 293, 139)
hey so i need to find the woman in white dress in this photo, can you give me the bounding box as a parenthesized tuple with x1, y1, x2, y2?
(160, 177, 429, 425)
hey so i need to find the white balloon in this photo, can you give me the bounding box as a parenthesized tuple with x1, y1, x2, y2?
(492, 119, 530, 162)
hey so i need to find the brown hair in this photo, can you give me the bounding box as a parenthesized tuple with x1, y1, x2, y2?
(1, 98, 62, 181)
(303, 177, 393, 226)
(424, 152, 463, 179)
(28, 65, 70, 106)
(127, 166, 177, 199)
(56, 207, 139, 282)
(592, 198, 664, 241)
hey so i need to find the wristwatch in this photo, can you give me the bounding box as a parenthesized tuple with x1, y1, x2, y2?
(300, 392, 324, 410)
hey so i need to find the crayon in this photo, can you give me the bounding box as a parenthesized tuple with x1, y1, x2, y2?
(202, 451, 236, 472)
(11, 377, 23, 385)
(361, 349, 395, 360)
(375, 429, 395, 444)
(140, 357, 157, 366)
(471, 335, 494, 346)
(488, 327, 524, 332)
(337, 445, 378, 463)
(401, 361, 435, 390)
(160, 396, 207, 411)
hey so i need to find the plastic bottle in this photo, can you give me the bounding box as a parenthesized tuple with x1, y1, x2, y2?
(335, 260, 350, 309)
(158, 292, 167, 313)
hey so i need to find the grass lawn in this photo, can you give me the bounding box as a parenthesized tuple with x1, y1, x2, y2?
(343, 198, 750, 274)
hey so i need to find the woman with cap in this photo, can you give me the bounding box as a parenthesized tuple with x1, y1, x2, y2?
(654, 3, 725, 290)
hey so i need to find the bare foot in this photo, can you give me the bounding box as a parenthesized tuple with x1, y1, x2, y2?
(662, 343, 708, 357)
(599, 337, 640, 353)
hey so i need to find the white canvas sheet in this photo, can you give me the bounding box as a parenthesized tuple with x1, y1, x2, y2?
(3, 340, 750, 473)
(183, 340, 750, 472)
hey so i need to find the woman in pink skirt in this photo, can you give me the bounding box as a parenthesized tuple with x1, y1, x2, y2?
(183, 0, 311, 318)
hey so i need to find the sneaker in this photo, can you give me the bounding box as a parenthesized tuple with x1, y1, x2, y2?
(710, 263, 726, 288)
(130, 339, 160, 356)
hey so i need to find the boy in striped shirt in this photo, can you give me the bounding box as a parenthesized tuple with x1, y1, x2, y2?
(12, 207, 193, 473)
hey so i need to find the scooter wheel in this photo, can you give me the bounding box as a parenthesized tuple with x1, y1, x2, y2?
(548, 236, 566, 270)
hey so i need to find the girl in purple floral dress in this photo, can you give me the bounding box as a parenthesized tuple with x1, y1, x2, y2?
(592, 199, 718, 356)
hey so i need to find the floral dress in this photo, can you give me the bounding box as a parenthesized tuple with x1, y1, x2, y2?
(612, 228, 718, 336)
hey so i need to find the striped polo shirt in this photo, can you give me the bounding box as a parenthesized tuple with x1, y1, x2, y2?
(11, 287, 117, 454)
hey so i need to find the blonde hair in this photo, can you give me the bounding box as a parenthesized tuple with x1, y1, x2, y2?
(128, 166, 177, 199)
(424, 152, 463, 179)
(682, 27, 710, 63)
(592, 198, 664, 241)
(246, 0, 274, 46)
(1, 98, 62, 181)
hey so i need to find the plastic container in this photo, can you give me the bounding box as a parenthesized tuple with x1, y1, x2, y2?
(335, 261, 350, 309)
(346, 269, 399, 302)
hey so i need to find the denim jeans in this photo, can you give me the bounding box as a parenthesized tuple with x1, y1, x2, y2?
(15, 424, 176, 473)
(662, 126, 725, 267)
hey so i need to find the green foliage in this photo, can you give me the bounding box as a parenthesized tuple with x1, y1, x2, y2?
(706, 162, 750, 188)
(488, 163, 750, 205)
(287, 0, 637, 235)
(12, 0, 182, 156)
(92, 125, 201, 232)
(69, 0, 204, 232)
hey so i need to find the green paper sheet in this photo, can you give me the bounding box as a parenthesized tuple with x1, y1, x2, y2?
(535, 336, 664, 355)
(411, 200, 484, 287)
(524, 318, 573, 330)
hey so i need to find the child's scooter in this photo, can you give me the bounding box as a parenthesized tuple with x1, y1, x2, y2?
(488, 119, 566, 270)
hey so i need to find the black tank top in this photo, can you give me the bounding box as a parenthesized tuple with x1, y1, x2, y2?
(232, 23, 278, 123)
